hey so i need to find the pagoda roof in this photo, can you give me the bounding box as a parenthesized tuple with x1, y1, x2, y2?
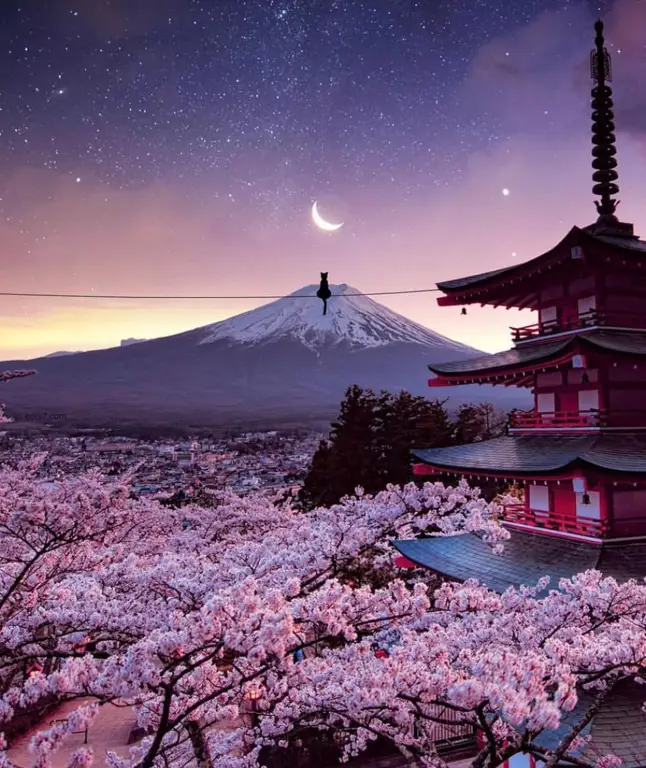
(392, 529, 646, 595)
(428, 330, 646, 383)
(412, 434, 646, 476)
(393, 531, 646, 765)
(436, 226, 646, 308)
(428, 338, 571, 377)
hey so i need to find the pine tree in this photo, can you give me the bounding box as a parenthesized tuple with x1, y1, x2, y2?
(300, 387, 454, 508)
(453, 402, 507, 444)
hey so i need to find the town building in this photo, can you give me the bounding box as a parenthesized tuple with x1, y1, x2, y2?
(394, 20, 646, 766)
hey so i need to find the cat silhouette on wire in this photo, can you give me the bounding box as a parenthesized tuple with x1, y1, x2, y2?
(316, 272, 332, 315)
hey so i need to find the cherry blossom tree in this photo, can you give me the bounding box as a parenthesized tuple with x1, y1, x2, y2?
(0, 468, 643, 768)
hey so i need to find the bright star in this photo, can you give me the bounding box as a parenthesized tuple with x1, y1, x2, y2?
(502, 188, 510, 196)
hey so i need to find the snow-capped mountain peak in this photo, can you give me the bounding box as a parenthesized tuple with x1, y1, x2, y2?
(199, 284, 474, 353)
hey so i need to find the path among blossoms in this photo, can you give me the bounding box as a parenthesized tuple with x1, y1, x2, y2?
(6, 701, 249, 768)
(7, 700, 136, 768)
(7, 700, 475, 768)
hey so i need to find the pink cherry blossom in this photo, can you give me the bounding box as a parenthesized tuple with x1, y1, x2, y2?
(0, 464, 641, 768)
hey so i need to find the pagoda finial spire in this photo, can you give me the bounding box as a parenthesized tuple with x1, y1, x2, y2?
(590, 18, 620, 222)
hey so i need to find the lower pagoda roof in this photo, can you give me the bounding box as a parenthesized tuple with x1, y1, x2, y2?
(428, 331, 646, 385)
(393, 530, 646, 595)
(412, 434, 646, 476)
(392, 532, 646, 765)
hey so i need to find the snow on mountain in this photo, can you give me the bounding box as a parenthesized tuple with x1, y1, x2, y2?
(200, 284, 474, 353)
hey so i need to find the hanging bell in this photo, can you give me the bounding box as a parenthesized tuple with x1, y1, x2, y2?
(581, 492, 591, 505)
(581, 371, 589, 384)
(461, 307, 467, 316)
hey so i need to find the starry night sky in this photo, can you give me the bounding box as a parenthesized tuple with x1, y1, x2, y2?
(0, 0, 644, 359)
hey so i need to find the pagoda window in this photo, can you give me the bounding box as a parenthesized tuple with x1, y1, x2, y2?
(528, 485, 549, 517)
(536, 392, 555, 413)
(577, 295, 596, 318)
(539, 306, 557, 327)
(576, 490, 600, 519)
(577, 389, 599, 412)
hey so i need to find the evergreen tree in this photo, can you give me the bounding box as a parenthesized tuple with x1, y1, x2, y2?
(453, 402, 507, 443)
(300, 386, 453, 508)
(298, 439, 333, 509)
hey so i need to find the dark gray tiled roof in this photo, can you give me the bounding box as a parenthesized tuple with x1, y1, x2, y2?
(584, 434, 646, 472)
(585, 331, 646, 356)
(428, 339, 571, 376)
(532, 682, 646, 767)
(595, 233, 646, 252)
(393, 532, 602, 595)
(393, 530, 646, 764)
(393, 530, 646, 593)
(412, 435, 597, 473)
(437, 264, 518, 291)
(428, 331, 646, 378)
(412, 434, 646, 474)
(583, 680, 646, 767)
(436, 228, 577, 292)
(533, 691, 593, 754)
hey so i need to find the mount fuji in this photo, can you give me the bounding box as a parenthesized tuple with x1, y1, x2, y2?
(199, 284, 472, 353)
(0, 284, 527, 430)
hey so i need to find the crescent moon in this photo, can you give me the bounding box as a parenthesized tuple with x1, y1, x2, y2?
(311, 201, 343, 232)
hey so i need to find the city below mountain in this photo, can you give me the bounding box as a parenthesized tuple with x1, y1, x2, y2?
(1, 285, 528, 429)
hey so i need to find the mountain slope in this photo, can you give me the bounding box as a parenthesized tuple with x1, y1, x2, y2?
(0, 284, 527, 428)
(200, 284, 472, 353)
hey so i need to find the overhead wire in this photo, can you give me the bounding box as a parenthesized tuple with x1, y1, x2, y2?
(0, 287, 442, 300)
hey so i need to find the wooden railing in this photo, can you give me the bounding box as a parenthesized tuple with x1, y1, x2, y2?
(511, 309, 646, 342)
(503, 503, 608, 538)
(510, 409, 606, 429)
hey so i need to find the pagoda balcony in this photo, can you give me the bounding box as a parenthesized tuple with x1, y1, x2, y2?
(511, 310, 646, 343)
(510, 409, 606, 430)
(503, 503, 608, 538)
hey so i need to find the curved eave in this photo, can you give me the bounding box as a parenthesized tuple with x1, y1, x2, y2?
(436, 226, 646, 307)
(427, 332, 646, 387)
(391, 531, 603, 594)
(427, 341, 575, 386)
(412, 434, 646, 477)
(436, 228, 578, 306)
(412, 462, 583, 482)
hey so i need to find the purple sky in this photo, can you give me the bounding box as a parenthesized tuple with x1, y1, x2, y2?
(1, 0, 645, 360)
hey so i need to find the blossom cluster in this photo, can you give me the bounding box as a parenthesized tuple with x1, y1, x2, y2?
(0, 463, 640, 768)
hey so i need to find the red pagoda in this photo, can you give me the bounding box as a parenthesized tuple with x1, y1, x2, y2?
(394, 20, 646, 765)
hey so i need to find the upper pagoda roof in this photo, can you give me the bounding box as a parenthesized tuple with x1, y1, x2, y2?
(412, 433, 646, 476)
(436, 226, 646, 308)
(427, 330, 646, 384)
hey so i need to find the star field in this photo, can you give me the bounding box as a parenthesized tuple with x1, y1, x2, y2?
(1, 0, 583, 202)
(0, 0, 642, 359)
